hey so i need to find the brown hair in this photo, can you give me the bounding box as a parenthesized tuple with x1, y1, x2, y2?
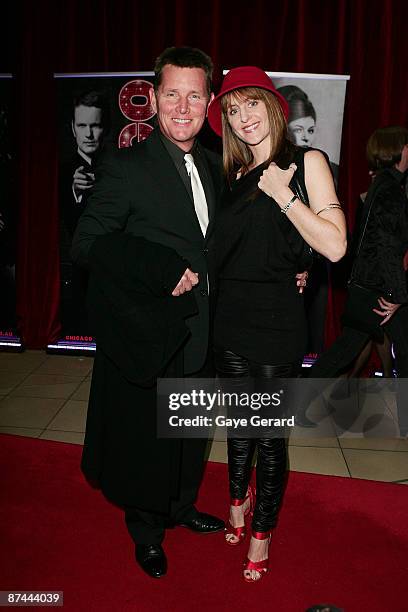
(220, 87, 288, 181)
(366, 125, 408, 171)
(154, 46, 213, 96)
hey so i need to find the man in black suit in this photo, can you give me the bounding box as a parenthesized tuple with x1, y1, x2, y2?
(60, 90, 109, 334)
(71, 47, 224, 578)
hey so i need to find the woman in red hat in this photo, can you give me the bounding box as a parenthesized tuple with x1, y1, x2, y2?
(207, 66, 346, 582)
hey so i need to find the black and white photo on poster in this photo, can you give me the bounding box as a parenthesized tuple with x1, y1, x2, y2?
(268, 72, 349, 186)
(53, 72, 155, 353)
(270, 72, 349, 356)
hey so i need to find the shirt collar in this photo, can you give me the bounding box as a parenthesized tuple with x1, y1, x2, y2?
(159, 132, 199, 166)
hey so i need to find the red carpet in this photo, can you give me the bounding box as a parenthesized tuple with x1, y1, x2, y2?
(1, 434, 407, 612)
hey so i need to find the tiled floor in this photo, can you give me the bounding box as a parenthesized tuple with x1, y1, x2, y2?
(1, 350, 407, 484)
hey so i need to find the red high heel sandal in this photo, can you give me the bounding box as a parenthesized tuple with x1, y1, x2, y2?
(243, 530, 271, 582)
(225, 485, 255, 546)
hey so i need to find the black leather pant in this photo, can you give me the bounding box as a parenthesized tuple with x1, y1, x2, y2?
(214, 348, 300, 533)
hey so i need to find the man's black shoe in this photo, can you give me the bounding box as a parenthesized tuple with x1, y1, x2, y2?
(178, 512, 225, 534)
(135, 544, 167, 578)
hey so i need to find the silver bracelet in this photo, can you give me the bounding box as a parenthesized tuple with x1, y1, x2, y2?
(281, 194, 298, 214)
(316, 203, 342, 216)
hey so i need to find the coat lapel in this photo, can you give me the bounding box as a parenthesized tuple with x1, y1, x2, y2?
(142, 130, 205, 239)
(140, 129, 223, 243)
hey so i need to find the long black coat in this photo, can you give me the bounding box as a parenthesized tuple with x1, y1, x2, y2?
(81, 232, 198, 512)
(71, 130, 222, 512)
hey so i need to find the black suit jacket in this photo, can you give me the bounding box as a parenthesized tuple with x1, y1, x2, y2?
(72, 129, 222, 373)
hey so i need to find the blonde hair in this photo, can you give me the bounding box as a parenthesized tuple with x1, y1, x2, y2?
(220, 87, 287, 180)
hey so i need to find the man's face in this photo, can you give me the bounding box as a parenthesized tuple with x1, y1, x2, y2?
(149, 65, 213, 152)
(72, 105, 104, 156)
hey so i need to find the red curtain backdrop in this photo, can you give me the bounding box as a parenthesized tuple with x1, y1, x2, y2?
(7, 0, 408, 348)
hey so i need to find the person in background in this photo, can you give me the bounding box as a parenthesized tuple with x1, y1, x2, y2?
(341, 159, 396, 380)
(298, 126, 408, 432)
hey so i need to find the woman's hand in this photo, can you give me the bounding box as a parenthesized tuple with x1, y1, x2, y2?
(260, 150, 347, 263)
(172, 268, 199, 296)
(258, 162, 297, 201)
(373, 296, 401, 325)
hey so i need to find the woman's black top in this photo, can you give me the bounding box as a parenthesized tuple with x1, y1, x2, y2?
(214, 161, 307, 364)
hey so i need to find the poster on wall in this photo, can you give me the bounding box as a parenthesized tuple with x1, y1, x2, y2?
(223, 69, 350, 361)
(49, 72, 155, 354)
(267, 71, 349, 187)
(271, 71, 349, 360)
(0, 74, 21, 352)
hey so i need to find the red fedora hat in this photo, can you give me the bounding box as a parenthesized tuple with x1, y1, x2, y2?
(207, 66, 289, 137)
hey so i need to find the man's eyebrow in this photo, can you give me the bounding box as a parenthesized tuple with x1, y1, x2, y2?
(163, 88, 203, 94)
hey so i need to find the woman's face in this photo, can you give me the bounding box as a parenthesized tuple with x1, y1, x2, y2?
(226, 94, 270, 152)
(288, 116, 315, 147)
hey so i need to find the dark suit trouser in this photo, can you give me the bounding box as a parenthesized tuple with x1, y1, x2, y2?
(125, 438, 207, 545)
(308, 305, 408, 433)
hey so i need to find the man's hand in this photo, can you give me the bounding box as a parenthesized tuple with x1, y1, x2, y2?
(72, 166, 95, 198)
(373, 296, 401, 325)
(172, 268, 199, 296)
(296, 270, 308, 294)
